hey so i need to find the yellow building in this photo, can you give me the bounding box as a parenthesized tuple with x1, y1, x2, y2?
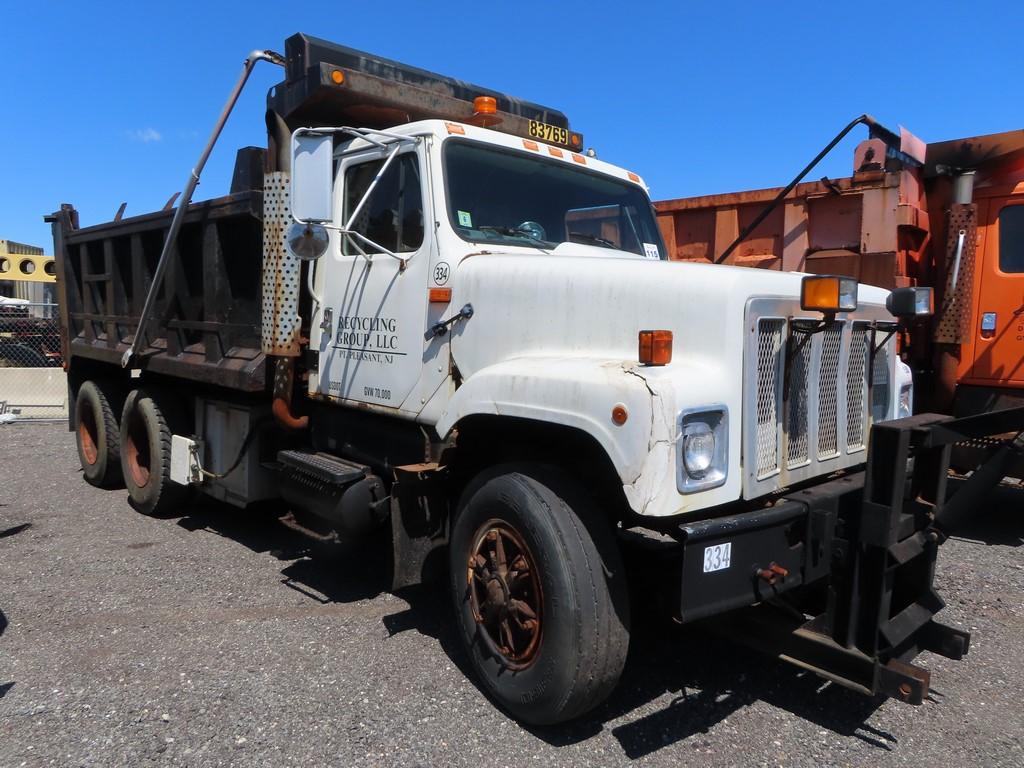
(0, 239, 56, 306)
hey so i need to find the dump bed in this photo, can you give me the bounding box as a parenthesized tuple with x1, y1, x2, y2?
(47, 189, 267, 391)
(654, 128, 1024, 397)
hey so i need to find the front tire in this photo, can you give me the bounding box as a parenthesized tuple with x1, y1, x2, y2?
(119, 389, 188, 517)
(448, 465, 630, 724)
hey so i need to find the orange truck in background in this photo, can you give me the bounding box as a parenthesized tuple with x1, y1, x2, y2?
(654, 126, 1024, 430)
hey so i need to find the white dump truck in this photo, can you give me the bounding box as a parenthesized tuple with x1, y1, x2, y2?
(50, 33, 970, 724)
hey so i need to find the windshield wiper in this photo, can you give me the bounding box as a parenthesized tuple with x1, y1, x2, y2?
(478, 225, 551, 249)
(568, 231, 616, 249)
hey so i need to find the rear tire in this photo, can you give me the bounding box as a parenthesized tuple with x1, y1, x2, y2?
(448, 464, 630, 725)
(75, 380, 124, 489)
(119, 389, 188, 517)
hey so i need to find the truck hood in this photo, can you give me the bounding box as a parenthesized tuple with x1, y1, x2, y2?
(450, 253, 892, 377)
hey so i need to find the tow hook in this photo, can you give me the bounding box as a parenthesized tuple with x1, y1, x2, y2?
(757, 562, 789, 585)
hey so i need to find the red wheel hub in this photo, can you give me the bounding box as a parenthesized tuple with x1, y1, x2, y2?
(467, 520, 543, 670)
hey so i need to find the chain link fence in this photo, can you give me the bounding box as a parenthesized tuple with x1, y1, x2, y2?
(0, 301, 67, 421)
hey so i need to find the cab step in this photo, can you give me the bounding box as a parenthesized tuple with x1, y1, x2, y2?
(278, 449, 367, 488)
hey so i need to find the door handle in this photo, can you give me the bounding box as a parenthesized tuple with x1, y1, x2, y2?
(426, 303, 474, 339)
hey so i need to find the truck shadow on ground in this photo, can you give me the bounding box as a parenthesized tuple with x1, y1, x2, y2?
(529, 613, 896, 758)
(944, 480, 1024, 547)
(173, 499, 897, 759)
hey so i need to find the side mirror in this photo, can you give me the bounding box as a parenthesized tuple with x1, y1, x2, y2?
(886, 287, 934, 318)
(290, 132, 334, 223)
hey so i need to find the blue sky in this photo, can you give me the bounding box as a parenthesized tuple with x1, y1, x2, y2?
(2, 1, 1019, 250)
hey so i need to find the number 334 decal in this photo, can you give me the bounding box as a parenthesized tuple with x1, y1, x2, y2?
(433, 262, 451, 285)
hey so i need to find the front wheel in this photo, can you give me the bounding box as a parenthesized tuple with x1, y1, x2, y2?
(448, 465, 630, 725)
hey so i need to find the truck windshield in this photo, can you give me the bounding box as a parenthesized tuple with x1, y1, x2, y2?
(444, 140, 666, 258)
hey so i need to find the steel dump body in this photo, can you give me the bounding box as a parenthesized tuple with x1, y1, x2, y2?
(49, 193, 266, 391)
(654, 128, 1024, 411)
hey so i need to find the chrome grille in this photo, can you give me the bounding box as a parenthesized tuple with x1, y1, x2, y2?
(755, 319, 785, 479)
(744, 300, 897, 499)
(846, 324, 869, 449)
(817, 322, 843, 459)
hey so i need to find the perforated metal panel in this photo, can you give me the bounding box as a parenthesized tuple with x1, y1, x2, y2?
(871, 345, 892, 423)
(755, 318, 785, 479)
(786, 333, 812, 468)
(935, 204, 978, 345)
(817, 322, 843, 459)
(846, 323, 869, 450)
(261, 172, 302, 357)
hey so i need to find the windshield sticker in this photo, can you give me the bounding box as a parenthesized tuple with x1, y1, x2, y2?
(643, 242, 660, 260)
(457, 210, 473, 228)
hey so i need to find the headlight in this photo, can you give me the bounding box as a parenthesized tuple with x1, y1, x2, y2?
(683, 422, 715, 476)
(677, 407, 728, 493)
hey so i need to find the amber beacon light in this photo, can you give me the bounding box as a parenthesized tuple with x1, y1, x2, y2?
(638, 330, 673, 366)
(800, 275, 858, 314)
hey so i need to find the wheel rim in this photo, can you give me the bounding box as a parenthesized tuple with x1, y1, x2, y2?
(467, 520, 543, 670)
(123, 407, 151, 488)
(78, 402, 99, 466)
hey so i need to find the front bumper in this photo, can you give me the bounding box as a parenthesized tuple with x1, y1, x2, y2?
(662, 460, 968, 705)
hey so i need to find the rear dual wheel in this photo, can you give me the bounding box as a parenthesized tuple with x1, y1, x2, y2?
(74, 380, 124, 489)
(120, 389, 189, 517)
(449, 465, 631, 725)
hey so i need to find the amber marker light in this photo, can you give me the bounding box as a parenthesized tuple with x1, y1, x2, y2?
(330, 69, 345, 85)
(429, 288, 452, 303)
(638, 330, 673, 366)
(473, 96, 497, 114)
(800, 275, 858, 313)
(611, 404, 629, 425)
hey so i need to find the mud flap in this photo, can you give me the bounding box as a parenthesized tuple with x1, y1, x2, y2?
(389, 463, 449, 591)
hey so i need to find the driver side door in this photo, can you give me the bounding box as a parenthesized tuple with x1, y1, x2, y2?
(310, 146, 433, 413)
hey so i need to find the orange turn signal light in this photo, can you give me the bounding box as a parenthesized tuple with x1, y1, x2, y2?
(800, 275, 858, 313)
(638, 330, 673, 366)
(429, 288, 452, 303)
(330, 69, 345, 85)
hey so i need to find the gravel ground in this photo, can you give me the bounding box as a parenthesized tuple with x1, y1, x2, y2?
(1, 422, 1022, 767)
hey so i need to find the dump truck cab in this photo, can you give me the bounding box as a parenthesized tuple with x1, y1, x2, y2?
(289, 112, 912, 521)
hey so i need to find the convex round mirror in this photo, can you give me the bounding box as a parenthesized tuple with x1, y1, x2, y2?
(287, 222, 329, 261)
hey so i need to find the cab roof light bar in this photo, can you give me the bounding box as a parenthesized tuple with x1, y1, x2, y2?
(268, 33, 583, 151)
